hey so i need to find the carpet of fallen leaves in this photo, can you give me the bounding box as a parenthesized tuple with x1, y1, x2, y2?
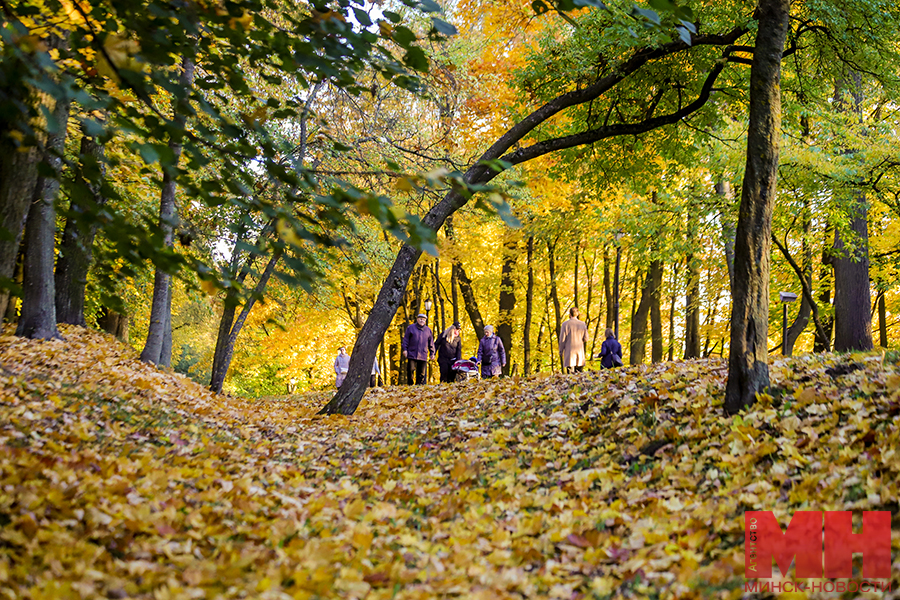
(1, 325, 899, 599)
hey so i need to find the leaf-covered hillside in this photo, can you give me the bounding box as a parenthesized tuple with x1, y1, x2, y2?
(1, 326, 898, 599)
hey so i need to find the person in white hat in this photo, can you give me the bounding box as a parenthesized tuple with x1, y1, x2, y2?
(401, 313, 435, 385)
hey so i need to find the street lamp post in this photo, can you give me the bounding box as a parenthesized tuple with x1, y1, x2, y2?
(613, 232, 624, 340)
(780, 291, 798, 356)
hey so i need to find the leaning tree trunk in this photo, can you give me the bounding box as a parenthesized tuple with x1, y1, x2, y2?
(16, 93, 70, 340)
(141, 56, 195, 365)
(56, 129, 107, 326)
(209, 251, 282, 393)
(498, 237, 517, 376)
(455, 263, 485, 340)
(318, 23, 749, 414)
(523, 235, 534, 376)
(724, 0, 790, 414)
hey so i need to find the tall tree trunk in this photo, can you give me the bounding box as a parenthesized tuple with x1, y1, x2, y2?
(716, 181, 736, 294)
(650, 259, 664, 362)
(583, 249, 595, 339)
(16, 93, 70, 340)
(684, 252, 701, 359)
(573, 241, 580, 309)
(832, 71, 873, 353)
(548, 239, 562, 343)
(703, 285, 723, 357)
(498, 237, 517, 376)
(141, 56, 195, 365)
(668, 262, 679, 361)
(0, 58, 54, 320)
(160, 286, 173, 368)
(725, 0, 790, 414)
(832, 197, 873, 351)
(523, 235, 534, 376)
(451, 262, 460, 324)
(630, 270, 653, 365)
(56, 129, 107, 326)
(536, 300, 548, 372)
(434, 260, 446, 333)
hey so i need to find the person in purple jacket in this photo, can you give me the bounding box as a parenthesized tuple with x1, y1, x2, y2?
(402, 313, 435, 385)
(476, 325, 506, 378)
(599, 328, 623, 369)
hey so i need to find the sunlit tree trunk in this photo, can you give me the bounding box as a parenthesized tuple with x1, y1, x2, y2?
(523, 236, 534, 376)
(716, 181, 736, 294)
(725, 0, 790, 414)
(548, 238, 562, 344)
(498, 237, 517, 376)
(650, 259, 664, 363)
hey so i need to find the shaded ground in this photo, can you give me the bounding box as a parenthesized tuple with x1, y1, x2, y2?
(1, 325, 898, 599)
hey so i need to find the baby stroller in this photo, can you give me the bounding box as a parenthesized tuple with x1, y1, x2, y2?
(452, 357, 480, 382)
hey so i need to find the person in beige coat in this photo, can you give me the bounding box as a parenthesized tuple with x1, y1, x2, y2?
(559, 307, 589, 373)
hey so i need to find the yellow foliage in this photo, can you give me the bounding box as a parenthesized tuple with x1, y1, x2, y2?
(1, 326, 898, 598)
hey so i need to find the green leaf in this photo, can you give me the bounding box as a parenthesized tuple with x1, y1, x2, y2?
(676, 25, 691, 45)
(678, 19, 697, 34)
(532, 0, 549, 15)
(403, 47, 429, 72)
(418, 0, 442, 13)
(431, 17, 457, 36)
(631, 7, 660, 24)
(352, 7, 372, 26)
(393, 25, 416, 46)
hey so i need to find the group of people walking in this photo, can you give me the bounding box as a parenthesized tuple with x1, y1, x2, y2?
(334, 307, 624, 388)
(399, 313, 506, 384)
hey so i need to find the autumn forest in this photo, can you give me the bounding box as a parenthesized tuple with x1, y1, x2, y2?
(2, 0, 900, 596)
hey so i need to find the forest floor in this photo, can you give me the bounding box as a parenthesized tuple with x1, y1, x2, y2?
(0, 325, 898, 599)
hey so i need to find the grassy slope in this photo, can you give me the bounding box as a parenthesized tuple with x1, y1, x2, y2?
(1, 325, 898, 599)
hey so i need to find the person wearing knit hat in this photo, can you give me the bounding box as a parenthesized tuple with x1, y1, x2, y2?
(401, 313, 435, 385)
(476, 325, 506, 378)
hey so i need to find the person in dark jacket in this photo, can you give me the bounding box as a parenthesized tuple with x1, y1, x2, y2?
(599, 328, 623, 369)
(401, 313, 435, 385)
(435, 322, 463, 383)
(476, 325, 506, 378)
